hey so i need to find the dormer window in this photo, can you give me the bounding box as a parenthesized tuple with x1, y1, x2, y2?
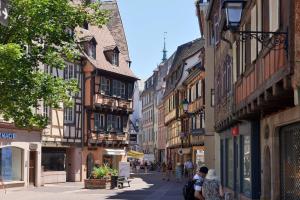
(103, 46, 120, 66)
(88, 39, 97, 59)
(112, 50, 119, 66)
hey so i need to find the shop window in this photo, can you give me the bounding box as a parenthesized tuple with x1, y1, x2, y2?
(42, 150, 66, 171)
(242, 135, 252, 196)
(0, 147, 23, 181)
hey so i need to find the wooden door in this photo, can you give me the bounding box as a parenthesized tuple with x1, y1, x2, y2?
(29, 151, 36, 186)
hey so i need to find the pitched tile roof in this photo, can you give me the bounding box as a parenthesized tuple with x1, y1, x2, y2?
(81, 0, 138, 79)
(163, 38, 205, 97)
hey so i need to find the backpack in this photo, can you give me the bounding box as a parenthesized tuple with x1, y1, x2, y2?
(183, 180, 196, 200)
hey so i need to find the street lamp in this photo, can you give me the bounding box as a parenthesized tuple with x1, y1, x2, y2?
(222, 0, 288, 52)
(222, 0, 246, 31)
(182, 99, 189, 113)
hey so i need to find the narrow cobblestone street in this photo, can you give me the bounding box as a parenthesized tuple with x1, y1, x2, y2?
(0, 172, 184, 200)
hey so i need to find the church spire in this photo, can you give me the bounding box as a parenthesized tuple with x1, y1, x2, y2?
(162, 32, 167, 62)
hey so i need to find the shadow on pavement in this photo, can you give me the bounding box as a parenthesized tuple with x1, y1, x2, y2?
(106, 171, 185, 200)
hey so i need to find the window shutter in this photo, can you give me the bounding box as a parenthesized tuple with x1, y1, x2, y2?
(107, 114, 112, 131)
(269, 0, 279, 32)
(257, 0, 262, 52)
(251, 5, 257, 62)
(199, 80, 202, 97)
(233, 42, 237, 82)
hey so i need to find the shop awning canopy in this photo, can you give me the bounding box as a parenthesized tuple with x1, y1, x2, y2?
(127, 150, 144, 158)
(104, 149, 126, 156)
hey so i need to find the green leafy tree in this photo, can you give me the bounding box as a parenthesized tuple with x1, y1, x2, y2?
(0, 0, 109, 128)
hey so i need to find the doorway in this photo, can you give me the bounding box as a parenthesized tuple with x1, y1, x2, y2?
(280, 123, 300, 200)
(29, 151, 36, 186)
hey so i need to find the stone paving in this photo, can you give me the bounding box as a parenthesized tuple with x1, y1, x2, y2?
(0, 172, 185, 200)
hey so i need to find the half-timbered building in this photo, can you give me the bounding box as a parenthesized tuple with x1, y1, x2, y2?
(81, 0, 138, 180)
(206, 0, 297, 199)
(40, 60, 83, 184)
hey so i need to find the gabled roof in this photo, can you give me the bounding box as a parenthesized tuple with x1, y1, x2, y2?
(101, 0, 130, 61)
(163, 38, 205, 97)
(82, 1, 138, 80)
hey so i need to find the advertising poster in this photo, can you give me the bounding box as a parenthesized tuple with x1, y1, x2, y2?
(119, 162, 130, 178)
(1, 147, 12, 181)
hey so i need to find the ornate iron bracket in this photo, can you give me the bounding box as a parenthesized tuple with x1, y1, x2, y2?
(235, 31, 288, 52)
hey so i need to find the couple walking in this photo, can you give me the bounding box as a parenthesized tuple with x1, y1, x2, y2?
(185, 167, 224, 200)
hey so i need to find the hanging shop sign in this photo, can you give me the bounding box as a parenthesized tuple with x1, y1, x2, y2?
(231, 126, 239, 137)
(0, 132, 16, 140)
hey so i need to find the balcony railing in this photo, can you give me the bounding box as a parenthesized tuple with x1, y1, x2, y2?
(164, 109, 176, 124)
(94, 94, 133, 111)
(89, 132, 128, 143)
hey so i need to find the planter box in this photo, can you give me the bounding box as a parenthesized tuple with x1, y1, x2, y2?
(84, 179, 110, 189)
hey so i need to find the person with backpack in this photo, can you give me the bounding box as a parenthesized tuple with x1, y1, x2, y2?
(183, 166, 208, 200)
(194, 166, 209, 200)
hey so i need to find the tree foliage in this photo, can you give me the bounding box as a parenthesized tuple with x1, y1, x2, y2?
(0, 0, 108, 128)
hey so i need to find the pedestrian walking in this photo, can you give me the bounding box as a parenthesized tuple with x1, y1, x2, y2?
(166, 161, 173, 181)
(202, 169, 224, 200)
(144, 161, 148, 174)
(184, 159, 194, 179)
(136, 161, 140, 174)
(194, 166, 208, 200)
(162, 162, 167, 180)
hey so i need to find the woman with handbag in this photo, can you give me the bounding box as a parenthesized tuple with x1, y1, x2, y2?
(202, 169, 224, 200)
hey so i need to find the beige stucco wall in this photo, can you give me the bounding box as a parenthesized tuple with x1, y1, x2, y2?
(260, 105, 300, 200)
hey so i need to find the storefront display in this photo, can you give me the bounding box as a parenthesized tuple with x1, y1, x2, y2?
(220, 121, 260, 199)
(0, 147, 23, 181)
(0, 124, 42, 187)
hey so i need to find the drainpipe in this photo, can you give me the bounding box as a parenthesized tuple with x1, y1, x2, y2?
(81, 62, 85, 182)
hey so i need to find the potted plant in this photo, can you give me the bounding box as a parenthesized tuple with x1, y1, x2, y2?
(84, 165, 111, 189)
(110, 168, 119, 189)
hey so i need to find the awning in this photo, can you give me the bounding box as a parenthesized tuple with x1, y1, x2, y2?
(104, 149, 125, 156)
(127, 150, 144, 158)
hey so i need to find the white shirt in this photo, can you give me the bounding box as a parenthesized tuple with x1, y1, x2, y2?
(193, 174, 204, 191)
(185, 161, 193, 169)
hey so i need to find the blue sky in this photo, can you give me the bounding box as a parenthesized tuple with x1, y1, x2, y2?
(118, 0, 201, 80)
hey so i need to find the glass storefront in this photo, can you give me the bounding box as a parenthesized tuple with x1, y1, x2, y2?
(227, 138, 234, 189)
(242, 135, 252, 195)
(0, 147, 23, 181)
(42, 148, 66, 171)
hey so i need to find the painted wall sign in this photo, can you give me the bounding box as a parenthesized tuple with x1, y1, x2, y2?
(0, 132, 16, 139)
